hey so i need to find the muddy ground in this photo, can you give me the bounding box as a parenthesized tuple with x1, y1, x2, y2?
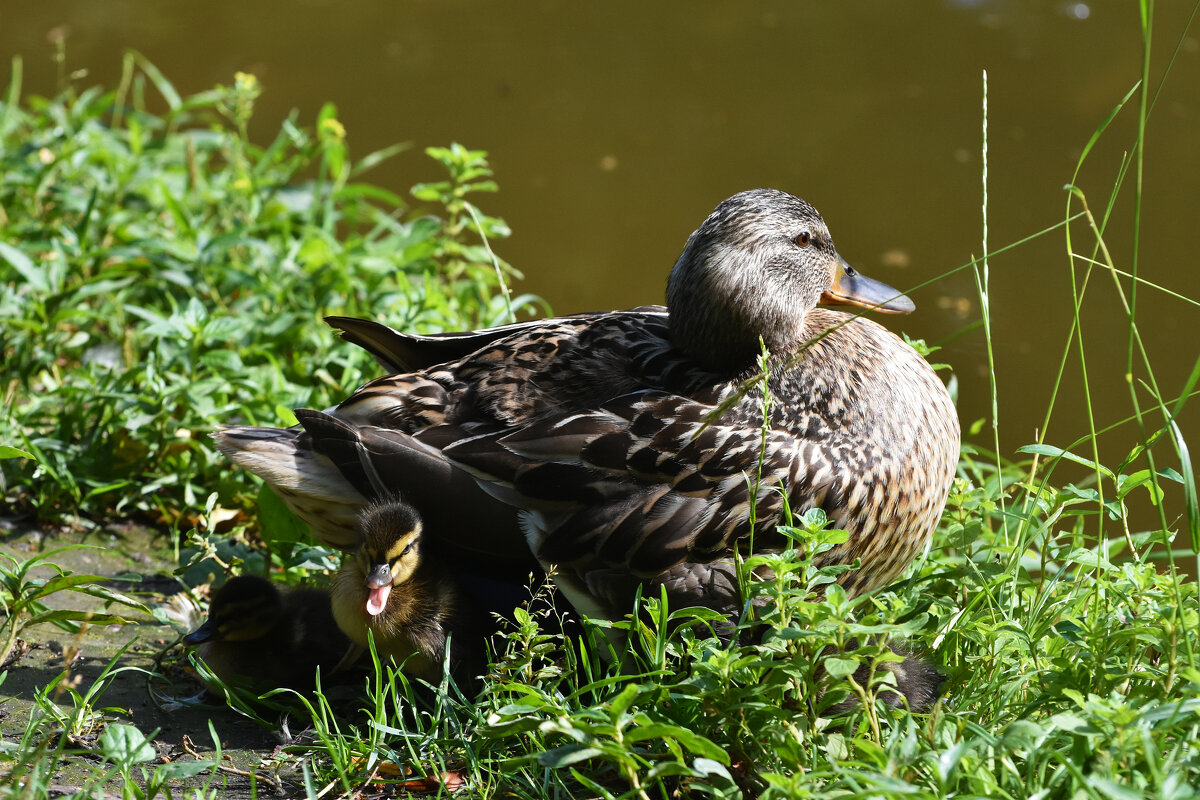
(0, 520, 322, 798)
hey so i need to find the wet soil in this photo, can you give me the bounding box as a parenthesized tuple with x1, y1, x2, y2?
(0, 521, 312, 798)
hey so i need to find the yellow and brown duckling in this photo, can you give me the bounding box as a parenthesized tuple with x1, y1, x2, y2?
(217, 189, 960, 631)
(330, 498, 486, 685)
(183, 575, 352, 694)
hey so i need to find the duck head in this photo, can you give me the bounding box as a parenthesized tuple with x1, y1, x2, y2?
(183, 575, 283, 645)
(666, 189, 914, 373)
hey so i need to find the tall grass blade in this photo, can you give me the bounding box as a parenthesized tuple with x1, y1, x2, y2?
(126, 49, 182, 111)
(1171, 421, 1199, 554)
(0, 56, 20, 137)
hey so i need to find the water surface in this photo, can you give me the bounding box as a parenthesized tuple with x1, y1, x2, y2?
(4, 1, 1198, 499)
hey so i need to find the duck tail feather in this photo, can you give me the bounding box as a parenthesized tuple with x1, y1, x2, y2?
(325, 315, 544, 374)
(212, 424, 366, 550)
(294, 409, 531, 566)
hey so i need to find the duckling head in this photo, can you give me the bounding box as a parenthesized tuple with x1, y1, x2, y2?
(666, 188, 915, 373)
(358, 499, 425, 619)
(332, 499, 458, 676)
(333, 499, 440, 638)
(183, 575, 283, 645)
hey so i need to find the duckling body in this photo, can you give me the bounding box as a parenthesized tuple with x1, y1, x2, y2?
(217, 189, 960, 623)
(330, 499, 486, 683)
(183, 575, 351, 694)
(824, 641, 946, 715)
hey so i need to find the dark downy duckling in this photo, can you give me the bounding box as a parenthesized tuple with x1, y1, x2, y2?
(330, 499, 486, 686)
(871, 651, 944, 711)
(822, 641, 945, 715)
(183, 575, 352, 695)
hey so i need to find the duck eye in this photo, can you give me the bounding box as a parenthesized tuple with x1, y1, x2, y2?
(795, 231, 811, 247)
(401, 542, 416, 557)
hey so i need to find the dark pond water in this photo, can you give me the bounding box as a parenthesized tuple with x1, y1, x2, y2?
(4, 2, 1199, 511)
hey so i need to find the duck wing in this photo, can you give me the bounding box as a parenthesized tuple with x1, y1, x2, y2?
(217, 309, 684, 556)
(291, 387, 790, 619)
(291, 408, 534, 572)
(442, 388, 819, 577)
(331, 307, 729, 432)
(213, 423, 366, 550)
(326, 307, 665, 374)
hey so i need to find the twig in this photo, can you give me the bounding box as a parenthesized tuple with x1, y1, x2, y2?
(181, 733, 284, 794)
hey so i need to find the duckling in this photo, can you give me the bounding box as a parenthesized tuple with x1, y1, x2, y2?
(217, 189, 960, 628)
(825, 641, 945, 715)
(872, 652, 944, 711)
(183, 575, 352, 695)
(330, 498, 486, 685)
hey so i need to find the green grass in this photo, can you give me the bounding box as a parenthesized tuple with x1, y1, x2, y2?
(3, 2, 1200, 796)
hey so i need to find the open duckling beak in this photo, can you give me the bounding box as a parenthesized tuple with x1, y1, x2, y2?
(821, 256, 915, 315)
(365, 563, 393, 617)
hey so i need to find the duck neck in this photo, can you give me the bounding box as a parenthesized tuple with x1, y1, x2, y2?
(666, 244, 811, 375)
(666, 304, 811, 377)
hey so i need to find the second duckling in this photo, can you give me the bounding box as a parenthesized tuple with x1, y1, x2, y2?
(330, 498, 485, 685)
(183, 575, 353, 695)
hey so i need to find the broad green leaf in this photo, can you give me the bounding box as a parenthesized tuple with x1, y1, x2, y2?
(154, 761, 217, 780)
(693, 757, 734, 782)
(824, 656, 859, 679)
(28, 609, 129, 627)
(99, 723, 155, 765)
(74, 583, 152, 614)
(1050, 713, 1099, 735)
(1000, 719, 1046, 750)
(0, 241, 44, 291)
(628, 725, 728, 762)
(538, 744, 606, 768)
(257, 486, 311, 546)
(30, 573, 111, 600)
(1018, 444, 1115, 480)
(607, 682, 641, 719)
(1116, 469, 1164, 503)
(1086, 776, 1145, 800)
(936, 740, 970, 783)
(1062, 548, 1115, 571)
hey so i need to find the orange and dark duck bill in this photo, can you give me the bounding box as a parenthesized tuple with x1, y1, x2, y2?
(366, 563, 393, 616)
(820, 256, 915, 314)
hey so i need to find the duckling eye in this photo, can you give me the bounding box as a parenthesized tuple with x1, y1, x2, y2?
(400, 542, 415, 557)
(795, 231, 811, 247)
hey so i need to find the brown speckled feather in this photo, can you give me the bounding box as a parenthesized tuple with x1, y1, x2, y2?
(215, 189, 960, 620)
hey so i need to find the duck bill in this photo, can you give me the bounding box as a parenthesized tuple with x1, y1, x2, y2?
(820, 257, 915, 314)
(365, 564, 393, 617)
(183, 620, 219, 646)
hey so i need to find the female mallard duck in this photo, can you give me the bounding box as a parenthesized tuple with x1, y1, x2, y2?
(330, 497, 487, 684)
(216, 189, 960, 626)
(183, 575, 353, 694)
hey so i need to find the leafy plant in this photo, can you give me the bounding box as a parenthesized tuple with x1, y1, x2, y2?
(0, 643, 220, 800)
(0, 545, 149, 666)
(98, 723, 217, 800)
(0, 52, 543, 529)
